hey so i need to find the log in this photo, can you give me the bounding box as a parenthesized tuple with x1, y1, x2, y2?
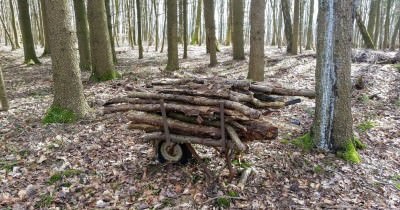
(240, 120, 278, 141)
(103, 98, 158, 106)
(128, 123, 161, 132)
(226, 125, 247, 152)
(142, 132, 224, 147)
(250, 84, 315, 98)
(128, 111, 222, 138)
(237, 167, 254, 190)
(128, 92, 261, 119)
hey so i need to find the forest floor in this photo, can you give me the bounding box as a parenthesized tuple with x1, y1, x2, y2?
(0, 45, 399, 209)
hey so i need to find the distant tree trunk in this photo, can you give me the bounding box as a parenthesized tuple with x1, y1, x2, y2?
(166, 0, 179, 71)
(204, 0, 217, 66)
(305, 0, 314, 50)
(390, 16, 400, 50)
(9, 0, 20, 49)
(160, 0, 166, 53)
(277, 3, 283, 48)
(0, 66, 9, 111)
(153, 0, 159, 51)
(218, 0, 224, 43)
(191, 0, 201, 45)
(355, 10, 375, 49)
(232, 0, 244, 60)
(373, 0, 381, 47)
(183, 0, 188, 59)
(299, 0, 305, 53)
(281, 0, 293, 54)
(72, 0, 91, 71)
(40, 0, 50, 56)
(0, 14, 15, 49)
(87, 0, 118, 81)
(367, 0, 377, 36)
(136, 0, 143, 59)
(383, 0, 393, 49)
(313, 0, 356, 159)
(248, 0, 265, 81)
(105, 0, 117, 63)
(292, 0, 300, 54)
(16, 0, 40, 64)
(44, 0, 90, 119)
(225, 0, 232, 45)
(178, 0, 183, 44)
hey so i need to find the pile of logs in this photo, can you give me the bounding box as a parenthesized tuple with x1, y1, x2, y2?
(103, 78, 314, 149)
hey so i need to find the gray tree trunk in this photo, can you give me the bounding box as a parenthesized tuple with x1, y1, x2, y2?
(136, 0, 143, 59)
(232, 0, 245, 60)
(0, 66, 9, 111)
(72, 0, 91, 71)
(281, 0, 293, 54)
(166, 0, 179, 71)
(247, 0, 265, 81)
(305, 0, 314, 50)
(44, 0, 90, 118)
(203, 0, 217, 66)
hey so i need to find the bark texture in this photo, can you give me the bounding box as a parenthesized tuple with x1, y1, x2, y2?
(166, 0, 179, 71)
(72, 0, 91, 70)
(0, 66, 9, 111)
(136, 0, 143, 59)
(247, 0, 265, 81)
(313, 0, 353, 151)
(203, 0, 217, 66)
(305, 0, 314, 50)
(44, 0, 90, 118)
(281, 0, 293, 54)
(232, 0, 245, 60)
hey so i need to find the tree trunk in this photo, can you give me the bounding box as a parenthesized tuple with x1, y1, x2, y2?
(16, 0, 40, 64)
(367, 0, 377, 36)
(191, 0, 201, 45)
(383, 0, 393, 49)
(40, 0, 50, 56)
(355, 10, 375, 49)
(204, 0, 217, 66)
(373, 0, 381, 47)
(305, 0, 314, 50)
(136, 0, 143, 59)
(0, 66, 9, 111)
(292, 0, 300, 54)
(72, 0, 91, 71)
(390, 16, 400, 50)
(232, 0, 245, 60)
(281, 0, 293, 54)
(87, 0, 118, 81)
(225, 0, 232, 45)
(9, 0, 20, 49)
(166, 0, 179, 71)
(313, 0, 355, 157)
(153, 0, 159, 51)
(247, 0, 265, 81)
(183, 0, 188, 58)
(44, 0, 90, 119)
(105, 0, 117, 63)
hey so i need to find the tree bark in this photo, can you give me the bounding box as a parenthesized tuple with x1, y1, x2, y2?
(367, 0, 377, 36)
(390, 15, 400, 50)
(383, 0, 393, 49)
(44, 0, 90, 118)
(136, 0, 143, 59)
(313, 0, 354, 152)
(87, 0, 118, 81)
(281, 0, 293, 54)
(203, 0, 217, 66)
(292, 0, 300, 54)
(232, 0, 245, 60)
(105, 0, 117, 63)
(40, 0, 50, 56)
(166, 0, 179, 71)
(0, 66, 9, 111)
(225, 0, 232, 45)
(16, 0, 40, 64)
(72, 0, 91, 70)
(183, 0, 188, 58)
(305, 0, 314, 50)
(9, 0, 20, 49)
(247, 0, 265, 81)
(355, 10, 375, 49)
(191, 0, 202, 45)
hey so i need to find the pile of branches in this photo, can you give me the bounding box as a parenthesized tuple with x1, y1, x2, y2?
(103, 77, 314, 150)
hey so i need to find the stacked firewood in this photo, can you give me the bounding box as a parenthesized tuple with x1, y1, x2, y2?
(103, 77, 314, 151)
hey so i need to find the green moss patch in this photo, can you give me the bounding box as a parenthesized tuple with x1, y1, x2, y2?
(291, 133, 314, 151)
(34, 194, 53, 208)
(394, 64, 400, 72)
(48, 169, 82, 185)
(90, 70, 121, 82)
(353, 137, 367, 150)
(337, 142, 361, 164)
(43, 106, 76, 124)
(357, 120, 375, 132)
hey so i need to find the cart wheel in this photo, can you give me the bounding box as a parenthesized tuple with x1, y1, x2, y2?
(157, 142, 192, 164)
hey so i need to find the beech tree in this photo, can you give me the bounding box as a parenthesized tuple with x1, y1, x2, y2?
(313, 0, 359, 162)
(281, 0, 293, 54)
(203, 0, 217, 66)
(136, 0, 143, 59)
(73, 0, 91, 70)
(232, 0, 244, 60)
(43, 0, 90, 121)
(0, 66, 9, 111)
(166, 0, 178, 71)
(247, 0, 265, 81)
(16, 0, 40, 64)
(87, 0, 119, 81)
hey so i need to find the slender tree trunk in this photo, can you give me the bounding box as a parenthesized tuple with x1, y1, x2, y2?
(183, 0, 188, 58)
(281, 0, 293, 54)
(305, 0, 314, 50)
(105, 0, 117, 63)
(355, 10, 375, 49)
(248, 0, 265, 81)
(313, 0, 355, 159)
(87, 0, 118, 81)
(0, 66, 9, 111)
(40, 0, 50, 56)
(160, 0, 166, 53)
(44, 0, 90, 119)
(73, 0, 91, 70)
(153, 0, 159, 51)
(367, 0, 377, 36)
(136, 0, 143, 59)
(218, 0, 224, 43)
(204, 0, 217, 66)
(232, 0, 244, 60)
(390, 15, 400, 50)
(383, 0, 393, 49)
(9, 0, 20, 49)
(292, 0, 300, 54)
(225, 0, 232, 46)
(191, 0, 201, 45)
(0, 14, 15, 49)
(16, 0, 40, 64)
(373, 0, 381, 47)
(166, 0, 179, 71)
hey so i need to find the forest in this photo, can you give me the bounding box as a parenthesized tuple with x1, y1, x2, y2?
(0, 0, 399, 209)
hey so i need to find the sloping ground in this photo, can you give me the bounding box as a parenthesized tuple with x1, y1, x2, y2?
(0, 45, 399, 209)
